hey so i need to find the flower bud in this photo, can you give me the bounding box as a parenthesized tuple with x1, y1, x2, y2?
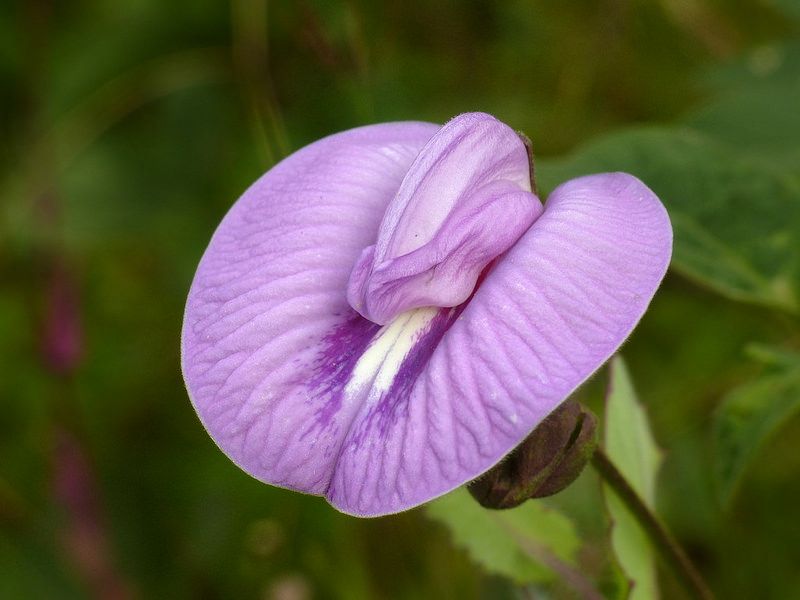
(468, 400, 598, 509)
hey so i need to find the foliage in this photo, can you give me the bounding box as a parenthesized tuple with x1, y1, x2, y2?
(714, 346, 800, 505)
(427, 488, 579, 586)
(603, 357, 662, 600)
(1, 1, 799, 598)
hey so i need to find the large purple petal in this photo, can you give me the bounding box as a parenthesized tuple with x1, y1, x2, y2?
(327, 172, 671, 515)
(181, 122, 439, 494)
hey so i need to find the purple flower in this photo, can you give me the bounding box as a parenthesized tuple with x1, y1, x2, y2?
(181, 112, 671, 516)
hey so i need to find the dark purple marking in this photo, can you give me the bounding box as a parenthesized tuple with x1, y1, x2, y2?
(347, 305, 462, 449)
(379, 309, 456, 426)
(307, 261, 494, 448)
(344, 261, 495, 448)
(303, 312, 380, 429)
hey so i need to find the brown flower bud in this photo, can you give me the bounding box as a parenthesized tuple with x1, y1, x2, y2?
(467, 400, 598, 509)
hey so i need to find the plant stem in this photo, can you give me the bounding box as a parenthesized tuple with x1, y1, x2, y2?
(591, 448, 714, 600)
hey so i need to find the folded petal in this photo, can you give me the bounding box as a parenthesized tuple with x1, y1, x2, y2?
(347, 113, 541, 324)
(327, 172, 672, 515)
(181, 122, 439, 494)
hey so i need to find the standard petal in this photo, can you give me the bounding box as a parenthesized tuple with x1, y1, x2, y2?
(181, 122, 439, 494)
(347, 112, 540, 324)
(327, 172, 672, 516)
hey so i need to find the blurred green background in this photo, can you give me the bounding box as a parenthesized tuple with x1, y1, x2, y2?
(2, 1, 800, 598)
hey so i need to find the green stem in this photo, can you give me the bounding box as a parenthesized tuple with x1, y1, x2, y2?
(591, 448, 714, 600)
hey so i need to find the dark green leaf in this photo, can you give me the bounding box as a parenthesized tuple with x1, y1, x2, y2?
(686, 79, 800, 172)
(539, 128, 800, 313)
(714, 348, 800, 504)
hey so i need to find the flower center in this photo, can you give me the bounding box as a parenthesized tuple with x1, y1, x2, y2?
(345, 307, 441, 398)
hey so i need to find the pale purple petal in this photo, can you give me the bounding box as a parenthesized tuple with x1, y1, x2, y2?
(326, 172, 671, 515)
(182, 110, 672, 517)
(347, 113, 541, 325)
(181, 122, 439, 494)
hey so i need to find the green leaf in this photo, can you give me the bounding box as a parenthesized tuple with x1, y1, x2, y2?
(603, 356, 662, 600)
(538, 127, 800, 313)
(702, 41, 800, 91)
(686, 79, 800, 173)
(426, 487, 579, 585)
(714, 348, 800, 505)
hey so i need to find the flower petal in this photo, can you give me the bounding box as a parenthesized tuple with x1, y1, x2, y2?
(181, 122, 439, 494)
(327, 172, 672, 515)
(347, 113, 541, 324)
